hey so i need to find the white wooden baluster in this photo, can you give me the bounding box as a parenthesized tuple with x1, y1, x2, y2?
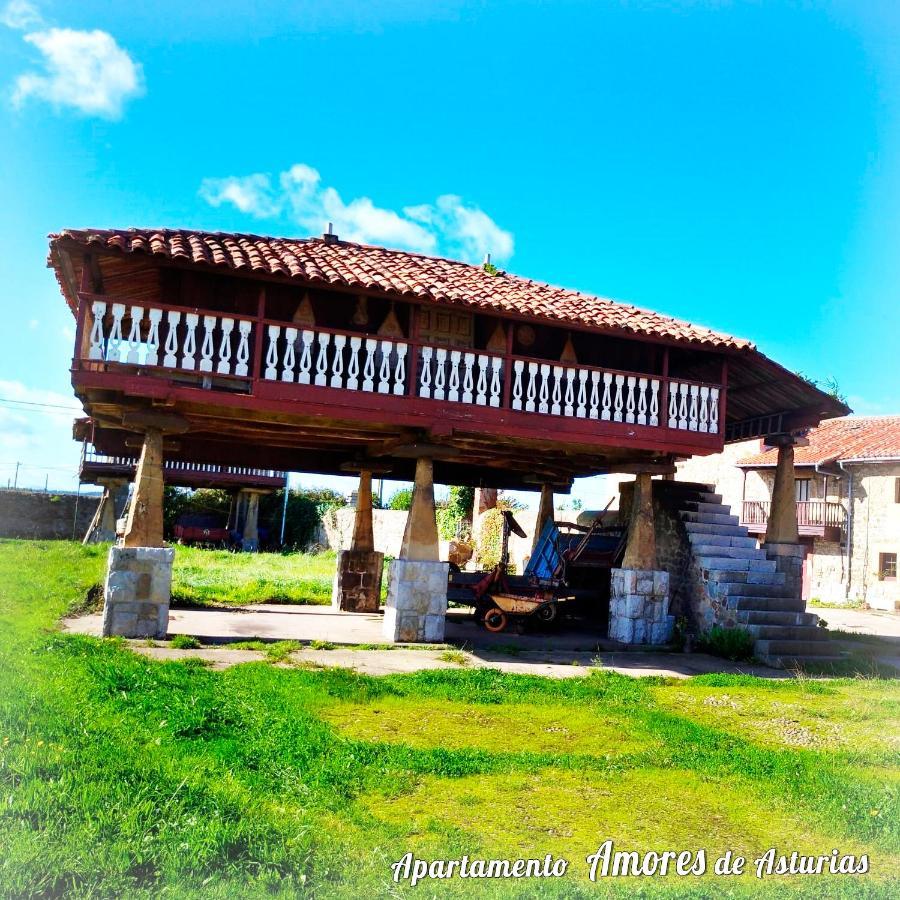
(462, 353, 475, 404)
(181, 313, 198, 370)
(678, 382, 689, 430)
(264, 325, 281, 379)
(563, 368, 575, 417)
(163, 310, 181, 368)
(146, 308, 162, 366)
(550, 366, 563, 416)
(315, 333, 331, 387)
(539, 364, 550, 414)
(649, 379, 660, 426)
(378, 340, 392, 393)
(637, 377, 648, 425)
(489, 356, 502, 407)
(433, 348, 447, 399)
(576, 370, 587, 418)
(625, 376, 636, 423)
(709, 387, 720, 434)
(601, 372, 613, 420)
(108, 303, 125, 363)
(698, 385, 710, 432)
(525, 362, 538, 412)
(126, 306, 144, 364)
(448, 350, 461, 402)
(282, 327, 297, 382)
(589, 371, 600, 419)
(331, 334, 346, 388)
(216, 317, 234, 374)
(475, 354, 488, 405)
(235, 320, 251, 377)
(88, 301, 107, 360)
(613, 374, 625, 422)
(419, 346, 433, 398)
(298, 330, 313, 384)
(199, 315, 216, 372)
(511, 360, 524, 410)
(362, 338, 377, 392)
(347, 336, 361, 390)
(393, 343, 407, 395)
(668, 381, 678, 428)
(688, 384, 700, 431)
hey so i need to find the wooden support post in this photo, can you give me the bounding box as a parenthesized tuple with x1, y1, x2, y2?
(351, 470, 375, 552)
(531, 483, 554, 555)
(123, 429, 165, 548)
(399, 457, 439, 561)
(621, 472, 656, 570)
(766, 440, 799, 543)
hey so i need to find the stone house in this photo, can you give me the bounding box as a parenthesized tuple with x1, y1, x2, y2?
(678, 415, 900, 611)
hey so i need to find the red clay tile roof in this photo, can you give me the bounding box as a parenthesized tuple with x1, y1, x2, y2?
(49, 227, 753, 351)
(738, 416, 900, 466)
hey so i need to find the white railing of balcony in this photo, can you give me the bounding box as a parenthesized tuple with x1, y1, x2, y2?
(418, 348, 504, 406)
(86, 301, 255, 377)
(667, 381, 720, 434)
(84, 448, 285, 479)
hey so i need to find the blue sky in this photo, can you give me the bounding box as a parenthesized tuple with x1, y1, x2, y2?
(1, 0, 898, 504)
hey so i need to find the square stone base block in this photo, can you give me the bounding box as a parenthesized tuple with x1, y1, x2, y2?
(102, 546, 174, 638)
(609, 567, 674, 645)
(332, 549, 384, 612)
(383, 558, 449, 643)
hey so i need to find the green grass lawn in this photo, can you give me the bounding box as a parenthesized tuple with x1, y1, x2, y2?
(1, 540, 899, 898)
(171, 545, 338, 605)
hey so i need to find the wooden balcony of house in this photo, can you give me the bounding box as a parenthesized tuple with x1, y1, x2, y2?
(740, 499, 847, 541)
(79, 443, 287, 491)
(69, 290, 727, 486)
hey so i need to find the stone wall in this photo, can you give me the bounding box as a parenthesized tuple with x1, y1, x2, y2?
(848, 463, 900, 611)
(807, 540, 845, 604)
(0, 488, 101, 540)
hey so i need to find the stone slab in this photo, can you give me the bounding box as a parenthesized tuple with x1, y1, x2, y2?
(102, 545, 173, 638)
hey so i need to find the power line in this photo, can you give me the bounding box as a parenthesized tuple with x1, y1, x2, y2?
(0, 397, 83, 412)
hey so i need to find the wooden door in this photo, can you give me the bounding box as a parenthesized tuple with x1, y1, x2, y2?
(418, 308, 473, 348)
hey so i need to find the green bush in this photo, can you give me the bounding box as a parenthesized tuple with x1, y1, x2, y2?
(170, 634, 201, 649)
(697, 625, 756, 661)
(387, 487, 413, 510)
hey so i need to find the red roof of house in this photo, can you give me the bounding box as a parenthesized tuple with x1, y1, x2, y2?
(738, 416, 900, 466)
(49, 227, 753, 352)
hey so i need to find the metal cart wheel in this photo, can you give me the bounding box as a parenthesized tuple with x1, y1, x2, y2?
(536, 601, 558, 623)
(483, 607, 508, 632)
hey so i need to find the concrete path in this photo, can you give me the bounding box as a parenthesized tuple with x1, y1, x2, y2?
(815, 606, 900, 638)
(63, 603, 787, 680)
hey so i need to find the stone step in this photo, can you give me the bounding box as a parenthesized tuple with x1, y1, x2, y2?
(680, 501, 733, 516)
(680, 511, 740, 527)
(665, 481, 716, 494)
(754, 638, 834, 657)
(756, 653, 846, 670)
(727, 595, 807, 612)
(745, 624, 829, 641)
(706, 570, 787, 588)
(683, 521, 749, 538)
(687, 532, 759, 550)
(690, 544, 766, 560)
(696, 555, 777, 573)
(736, 609, 818, 627)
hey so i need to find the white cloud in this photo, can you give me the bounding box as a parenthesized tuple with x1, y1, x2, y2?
(199, 173, 282, 219)
(12, 26, 143, 119)
(199, 163, 514, 264)
(1, 0, 41, 30)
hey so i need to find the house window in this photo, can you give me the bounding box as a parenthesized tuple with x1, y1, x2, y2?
(796, 479, 811, 502)
(880, 553, 897, 581)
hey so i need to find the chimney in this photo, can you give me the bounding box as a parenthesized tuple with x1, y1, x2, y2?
(323, 222, 339, 245)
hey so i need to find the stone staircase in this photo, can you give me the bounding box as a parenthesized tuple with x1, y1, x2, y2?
(663, 481, 841, 668)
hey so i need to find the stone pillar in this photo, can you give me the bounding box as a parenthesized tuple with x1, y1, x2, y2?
(83, 477, 128, 544)
(383, 457, 449, 642)
(766, 441, 799, 544)
(609, 473, 672, 645)
(333, 470, 384, 612)
(123, 429, 165, 548)
(531, 483, 554, 554)
(241, 490, 262, 551)
(105, 429, 172, 637)
(621, 472, 656, 570)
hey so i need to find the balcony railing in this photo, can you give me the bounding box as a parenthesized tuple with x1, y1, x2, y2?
(81, 446, 286, 482)
(75, 297, 724, 436)
(741, 500, 847, 530)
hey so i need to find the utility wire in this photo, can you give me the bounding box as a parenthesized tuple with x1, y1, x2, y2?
(0, 397, 83, 412)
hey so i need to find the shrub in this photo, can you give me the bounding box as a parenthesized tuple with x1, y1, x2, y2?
(387, 487, 413, 510)
(697, 625, 755, 661)
(170, 634, 201, 650)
